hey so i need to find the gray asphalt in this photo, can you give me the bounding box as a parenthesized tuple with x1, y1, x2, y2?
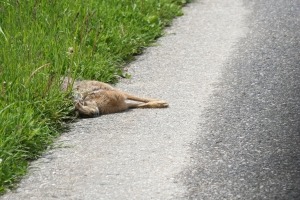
(2, 0, 300, 199)
(181, 0, 300, 199)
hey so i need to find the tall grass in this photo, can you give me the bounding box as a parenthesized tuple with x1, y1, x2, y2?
(0, 0, 188, 194)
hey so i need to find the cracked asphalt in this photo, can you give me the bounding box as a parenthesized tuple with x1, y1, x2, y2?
(2, 0, 300, 199)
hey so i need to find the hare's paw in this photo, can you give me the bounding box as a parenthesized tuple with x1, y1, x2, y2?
(147, 101, 168, 108)
(75, 101, 83, 110)
(155, 101, 169, 108)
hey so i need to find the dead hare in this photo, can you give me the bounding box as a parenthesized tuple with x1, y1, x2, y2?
(61, 77, 168, 117)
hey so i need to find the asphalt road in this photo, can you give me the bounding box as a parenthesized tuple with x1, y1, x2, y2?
(2, 0, 300, 199)
(181, 0, 300, 199)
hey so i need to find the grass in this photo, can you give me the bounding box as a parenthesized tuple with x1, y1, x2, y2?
(0, 0, 189, 194)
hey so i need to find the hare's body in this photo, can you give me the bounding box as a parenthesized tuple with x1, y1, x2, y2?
(61, 78, 168, 117)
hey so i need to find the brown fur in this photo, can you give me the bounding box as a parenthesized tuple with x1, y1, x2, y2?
(61, 77, 168, 117)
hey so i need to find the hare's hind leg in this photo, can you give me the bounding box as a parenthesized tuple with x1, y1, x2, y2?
(127, 101, 168, 109)
(123, 92, 160, 103)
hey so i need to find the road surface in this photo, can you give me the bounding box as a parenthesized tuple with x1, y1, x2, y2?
(2, 0, 300, 199)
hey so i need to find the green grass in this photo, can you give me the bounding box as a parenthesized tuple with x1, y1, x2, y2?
(0, 0, 189, 194)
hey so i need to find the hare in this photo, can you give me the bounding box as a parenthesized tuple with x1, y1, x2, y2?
(61, 77, 168, 117)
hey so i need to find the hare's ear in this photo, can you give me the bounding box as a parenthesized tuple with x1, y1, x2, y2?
(60, 76, 74, 91)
